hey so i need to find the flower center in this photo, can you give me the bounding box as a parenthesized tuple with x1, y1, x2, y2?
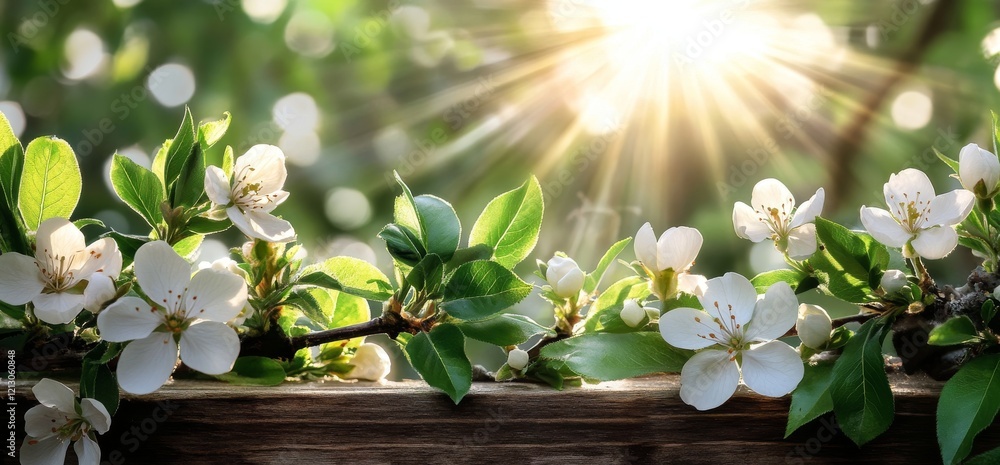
(889, 191, 930, 233)
(36, 249, 82, 292)
(690, 300, 746, 359)
(755, 201, 793, 238)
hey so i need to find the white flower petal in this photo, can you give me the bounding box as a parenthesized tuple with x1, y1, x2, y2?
(554, 267, 585, 298)
(860, 206, 910, 248)
(740, 340, 804, 397)
(31, 379, 76, 413)
(786, 224, 817, 259)
(184, 268, 248, 321)
(924, 189, 975, 227)
(620, 300, 646, 328)
(97, 296, 163, 342)
(228, 207, 296, 243)
(634, 222, 659, 271)
(744, 281, 798, 342)
(74, 436, 101, 465)
(884, 168, 935, 208)
(83, 273, 117, 313)
(236, 144, 287, 194)
(20, 434, 70, 465)
(959, 143, 1000, 193)
(24, 405, 68, 438)
(79, 398, 111, 434)
(676, 273, 707, 296)
(31, 292, 86, 325)
(0, 252, 45, 305)
(656, 226, 703, 272)
(751, 179, 795, 226)
(76, 238, 121, 280)
(345, 343, 392, 381)
(796, 304, 833, 350)
(697, 272, 756, 326)
(179, 321, 240, 375)
(204, 165, 232, 206)
(134, 241, 192, 312)
(911, 225, 959, 260)
(679, 349, 740, 411)
(659, 307, 721, 350)
(732, 202, 771, 242)
(35, 218, 86, 262)
(789, 187, 824, 229)
(116, 333, 178, 395)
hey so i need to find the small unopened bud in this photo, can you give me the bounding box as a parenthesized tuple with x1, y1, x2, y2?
(620, 299, 646, 328)
(546, 256, 585, 298)
(796, 304, 832, 349)
(880, 269, 907, 294)
(993, 285, 1000, 301)
(507, 349, 529, 371)
(344, 343, 392, 381)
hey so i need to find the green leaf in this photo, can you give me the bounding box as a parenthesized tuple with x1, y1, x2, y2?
(455, 313, 555, 346)
(934, 147, 960, 174)
(966, 446, 1000, 465)
(72, 218, 105, 230)
(185, 216, 230, 235)
(172, 234, 203, 259)
(214, 356, 286, 386)
(811, 218, 887, 304)
(829, 320, 894, 446)
(937, 354, 1000, 465)
(441, 260, 532, 320)
(785, 362, 835, 438)
(583, 237, 631, 293)
(81, 342, 123, 415)
(17, 137, 81, 230)
(751, 268, 814, 294)
(303, 256, 394, 301)
(468, 176, 544, 269)
(404, 324, 472, 403)
(540, 332, 690, 380)
(103, 231, 149, 265)
(198, 111, 231, 148)
(583, 276, 651, 332)
(0, 111, 24, 214)
(110, 153, 165, 228)
(162, 107, 197, 188)
(172, 143, 206, 208)
(984, 300, 998, 325)
(222, 145, 235, 177)
(379, 223, 425, 266)
(406, 254, 444, 295)
(928, 316, 980, 346)
(391, 173, 461, 261)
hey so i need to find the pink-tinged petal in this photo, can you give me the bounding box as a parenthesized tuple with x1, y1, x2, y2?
(659, 307, 722, 350)
(786, 224, 817, 259)
(884, 168, 935, 208)
(911, 225, 959, 260)
(184, 268, 248, 322)
(83, 273, 116, 313)
(656, 226, 703, 272)
(24, 404, 68, 438)
(179, 321, 240, 375)
(744, 281, 798, 342)
(697, 272, 756, 327)
(0, 252, 44, 305)
(679, 349, 740, 411)
(97, 296, 163, 342)
(31, 292, 86, 325)
(740, 340, 804, 397)
(732, 201, 771, 242)
(20, 434, 70, 465)
(634, 222, 659, 271)
(860, 206, 910, 248)
(751, 179, 795, 226)
(134, 241, 192, 313)
(75, 238, 120, 280)
(116, 333, 178, 395)
(74, 436, 101, 465)
(677, 273, 707, 296)
(204, 166, 232, 206)
(35, 218, 85, 262)
(236, 144, 287, 194)
(31, 379, 76, 413)
(79, 398, 111, 434)
(789, 187, 824, 229)
(923, 189, 974, 227)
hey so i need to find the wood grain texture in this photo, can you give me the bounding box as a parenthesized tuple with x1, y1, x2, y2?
(13, 374, 1000, 464)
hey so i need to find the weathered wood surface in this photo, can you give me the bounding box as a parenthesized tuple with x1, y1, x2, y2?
(13, 374, 1000, 464)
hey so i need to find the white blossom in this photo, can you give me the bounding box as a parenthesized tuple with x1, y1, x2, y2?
(0, 218, 121, 324)
(545, 256, 585, 299)
(958, 143, 1000, 198)
(795, 304, 832, 350)
(634, 223, 707, 298)
(880, 269, 908, 294)
(344, 343, 392, 381)
(732, 179, 824, 259)
(507, 348, 529, 371)
(204, 144, 295, 242)
(620, 299, 657, 328)
(21, 379, 110, 465)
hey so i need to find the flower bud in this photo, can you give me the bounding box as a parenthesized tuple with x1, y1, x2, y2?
(620, 299, 646, 327)
(344, 343, 392, 382)
(546, 256, 585, 298)
(796, 304, 832, 350)
(959, 143, 1000, 199)
(507, 348, 529, 371)
(994, 285, 1000, 301)
(880, 269, 907, 294)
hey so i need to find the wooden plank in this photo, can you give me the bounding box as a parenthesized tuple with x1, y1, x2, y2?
(12, 374, 1000, 464)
